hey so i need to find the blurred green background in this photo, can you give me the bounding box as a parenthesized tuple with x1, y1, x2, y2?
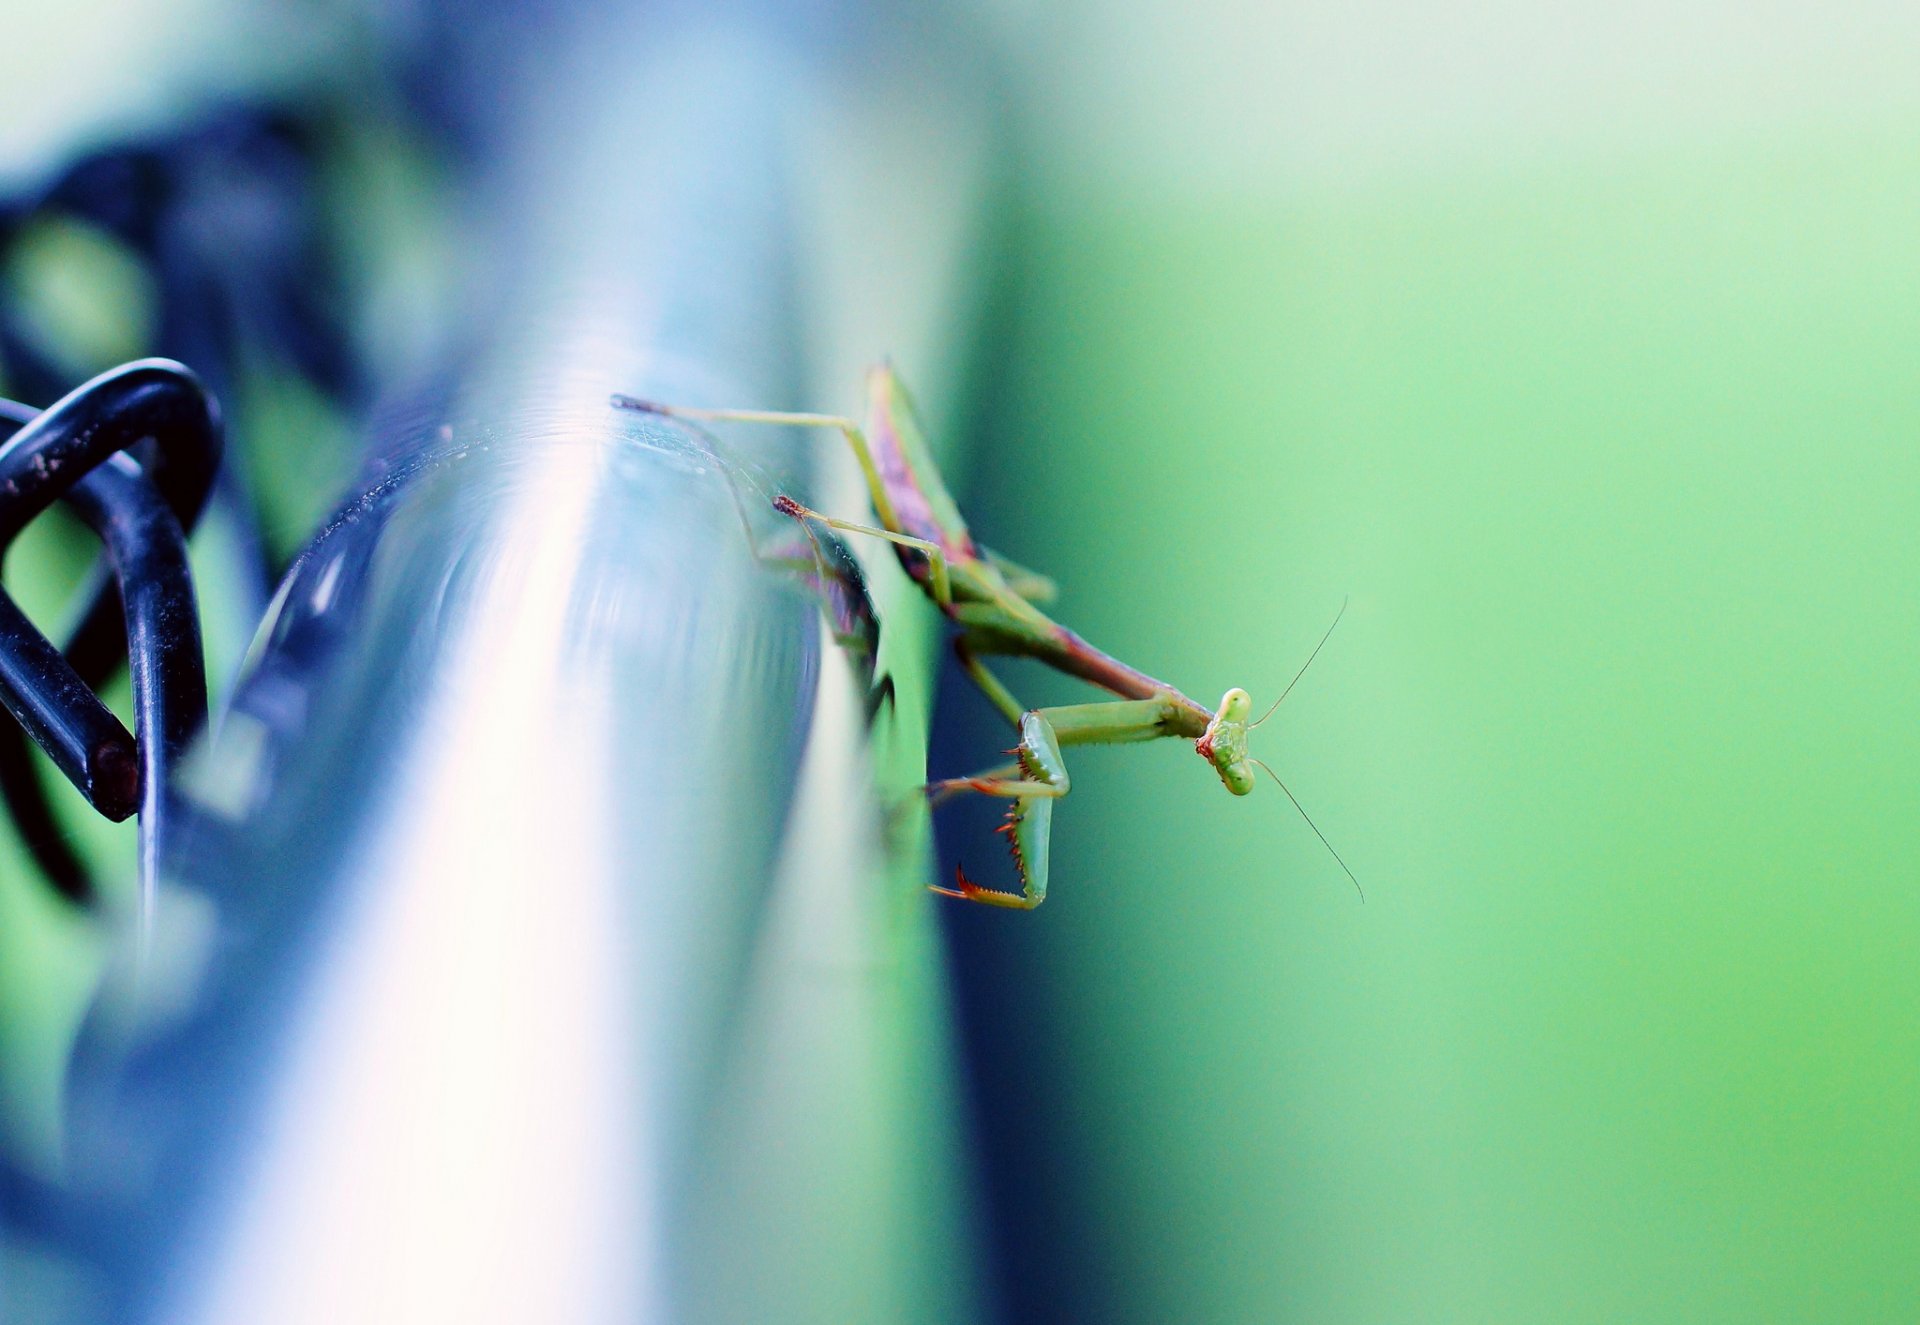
(946, 2, 1920, 1322)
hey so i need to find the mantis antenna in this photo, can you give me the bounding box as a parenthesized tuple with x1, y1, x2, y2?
(1251, 596, 1349, 729)
(1253, 757, 1362, 901)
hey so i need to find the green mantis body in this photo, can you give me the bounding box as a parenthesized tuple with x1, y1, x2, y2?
(614, 364, 1350, 908)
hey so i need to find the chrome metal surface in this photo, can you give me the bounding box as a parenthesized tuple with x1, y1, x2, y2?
(25, 10, 993, 1322)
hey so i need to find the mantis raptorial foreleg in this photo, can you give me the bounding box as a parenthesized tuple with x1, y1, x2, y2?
(928, 698, 1185, 908)
(926, 762, 1024, 808)
(927, 708, 1068, 909)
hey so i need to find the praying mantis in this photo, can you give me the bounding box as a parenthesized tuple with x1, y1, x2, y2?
(613, 364, 1353, 909)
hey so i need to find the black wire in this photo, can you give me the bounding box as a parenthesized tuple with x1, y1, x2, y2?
(0, 365, 218, 901)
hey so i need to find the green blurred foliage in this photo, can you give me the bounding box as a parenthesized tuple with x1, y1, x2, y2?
(963, 97, 1920, 1325)
(1, 218, 155, 380)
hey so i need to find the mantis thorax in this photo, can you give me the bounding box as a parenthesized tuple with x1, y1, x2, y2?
(1197, 687, 1257, 796)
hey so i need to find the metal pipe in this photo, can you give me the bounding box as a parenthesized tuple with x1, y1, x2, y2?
(30, 7, 995, 1322)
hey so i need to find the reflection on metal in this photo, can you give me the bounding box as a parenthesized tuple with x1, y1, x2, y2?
(6, 9, 993, 1324)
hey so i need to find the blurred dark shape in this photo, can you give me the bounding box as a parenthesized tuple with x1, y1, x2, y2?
(0, 99, 373, 623)
(0, 104, 358, 407)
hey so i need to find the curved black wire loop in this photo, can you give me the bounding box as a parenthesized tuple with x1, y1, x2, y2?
(0, 361, 217, 902)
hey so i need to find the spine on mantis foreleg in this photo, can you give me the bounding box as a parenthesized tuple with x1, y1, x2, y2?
(948, 715, 1063, 908)
(1000, 782, 1047, 904)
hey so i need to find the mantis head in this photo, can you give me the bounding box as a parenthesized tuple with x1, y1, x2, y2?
(1191, 602, 1364, 899)
(1196, 682, 1363, 898)
(1197, 688, 1258, 795)
(1198, 597, 1350, 798)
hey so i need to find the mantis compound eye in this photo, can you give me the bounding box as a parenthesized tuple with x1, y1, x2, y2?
(1218, 688, 1253, 723)
(1220, 760, 1256, 796)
